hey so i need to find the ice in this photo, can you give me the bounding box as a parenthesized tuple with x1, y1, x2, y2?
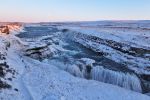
(62, 28, 150, 74)
(66, 64, 84, 77)
(0, 22, 150, 100)
(91, 66, 142, 92)
(80, 58, 95, 66)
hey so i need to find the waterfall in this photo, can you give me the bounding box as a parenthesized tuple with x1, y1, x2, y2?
(66, 64, 84, 78)
(91, 66, 142, 92)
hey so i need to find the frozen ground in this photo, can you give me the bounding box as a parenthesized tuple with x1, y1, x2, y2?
(58, 21, 150, 74)
(57, 21, 150, 93)
(0, 21, 150, 100)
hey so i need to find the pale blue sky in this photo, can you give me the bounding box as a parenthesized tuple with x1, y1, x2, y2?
(0, 0, 150, 22)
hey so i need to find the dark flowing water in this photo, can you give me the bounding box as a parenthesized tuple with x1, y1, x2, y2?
(17, 26, 59, 38)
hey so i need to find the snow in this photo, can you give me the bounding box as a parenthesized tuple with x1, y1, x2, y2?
(59, 23, 150, 75)
(21, 57, 149, 100)
(59, 21, 150, 48)
(80, 58, 95, 66)
(0, 23, 150, 100)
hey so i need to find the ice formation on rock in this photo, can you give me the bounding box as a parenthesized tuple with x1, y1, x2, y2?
(91, 66, 142, 92)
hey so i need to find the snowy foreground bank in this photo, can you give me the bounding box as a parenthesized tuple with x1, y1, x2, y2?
(0, 23, 150, 100)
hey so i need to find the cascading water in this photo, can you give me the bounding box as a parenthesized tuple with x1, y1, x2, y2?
(91, 66, 142, 92)
(49, 31, 143, 93)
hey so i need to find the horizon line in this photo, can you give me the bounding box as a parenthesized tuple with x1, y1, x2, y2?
(1, 19, 150, 23)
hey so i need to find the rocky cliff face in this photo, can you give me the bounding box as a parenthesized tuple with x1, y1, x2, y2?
(0, 26, 9, 34)
(0, 23, 22, 35)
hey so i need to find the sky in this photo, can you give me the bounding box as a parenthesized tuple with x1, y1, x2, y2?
(0, 0, 150, 22)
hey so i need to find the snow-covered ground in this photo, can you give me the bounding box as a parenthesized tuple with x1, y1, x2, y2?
(58, 21, 150, 74)
(0, 22, 150, 100)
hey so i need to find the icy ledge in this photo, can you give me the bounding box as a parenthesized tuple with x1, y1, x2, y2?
(91, 66, 142, 92)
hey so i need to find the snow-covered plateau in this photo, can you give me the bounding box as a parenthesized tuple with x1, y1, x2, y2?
(0, 21, 150, 100)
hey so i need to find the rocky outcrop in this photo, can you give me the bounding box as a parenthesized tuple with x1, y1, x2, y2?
(25, 44, 53, 60)
(0, 26, 9, 34)
(64, 31, 150, 72)
(0, 39, 16, 90)
(24, 35, 60, 61)
(73, 32, 150, 58)
(0, 23, 22, 35)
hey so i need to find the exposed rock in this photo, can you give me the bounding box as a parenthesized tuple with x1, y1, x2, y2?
(141, 74, 150, 81)
(25, 44, 54, 60)
(0, 37, 17, 90)
(0, 22, 23, 35)
(0, 80, 11, 89)
(0, 26, 9, 34)
(74, 32, 150, 58)
(61, 29, 69, 32)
